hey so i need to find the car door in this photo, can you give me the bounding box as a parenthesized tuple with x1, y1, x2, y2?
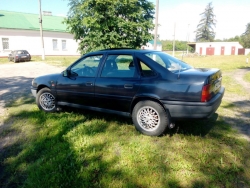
(56, 54, 103, 106)
(95, 53, 141, 112)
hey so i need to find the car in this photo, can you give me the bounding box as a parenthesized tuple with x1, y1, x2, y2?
(31, 49, 225, 136)
(8, 50, 31, 63)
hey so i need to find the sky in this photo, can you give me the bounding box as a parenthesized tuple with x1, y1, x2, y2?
(1, 0, 250, 41)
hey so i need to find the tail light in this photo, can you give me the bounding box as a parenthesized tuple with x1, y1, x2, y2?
(201, 84, 212, 102)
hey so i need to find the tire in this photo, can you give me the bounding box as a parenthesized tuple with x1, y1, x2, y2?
(36, 88, 57, 112)
(132, 100, 170, 136)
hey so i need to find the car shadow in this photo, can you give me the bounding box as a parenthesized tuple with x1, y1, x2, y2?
(59, 106, 218, 137)
(0, 76, 34, 111)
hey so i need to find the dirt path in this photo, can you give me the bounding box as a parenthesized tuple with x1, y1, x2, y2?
(0, 62, 65, 116)
(223, 68, 250, 141)
(234, 68, 250, 92)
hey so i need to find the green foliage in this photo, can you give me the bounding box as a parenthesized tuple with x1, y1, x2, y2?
(215, 35, 242, 42)
(161, 40, 191, 51)
(241, 23, 250, 48)
(195, 2, 216, 42)
(65, 0, 155, 54)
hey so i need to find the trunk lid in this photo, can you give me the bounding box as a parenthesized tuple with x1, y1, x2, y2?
(178, 68, 222, 102)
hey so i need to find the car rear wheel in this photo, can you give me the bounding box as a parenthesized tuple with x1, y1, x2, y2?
(36, 88, 57, 112)
(132, 100, 169, 136)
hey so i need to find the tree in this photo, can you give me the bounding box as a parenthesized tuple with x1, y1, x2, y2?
(65, 0, 155, 54)
(195, 2, 216, 42)
(241, 23, 250, 48)
(215, 35, 243, 46)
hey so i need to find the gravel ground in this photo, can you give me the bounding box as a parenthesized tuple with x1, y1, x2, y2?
(0, 62, 249, 141)
(0, 62, 65, 116)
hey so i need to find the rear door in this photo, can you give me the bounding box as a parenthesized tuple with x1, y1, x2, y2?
(95, 52, 141, 112)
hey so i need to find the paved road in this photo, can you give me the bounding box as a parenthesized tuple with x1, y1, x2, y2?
(0, 62, 65, 115)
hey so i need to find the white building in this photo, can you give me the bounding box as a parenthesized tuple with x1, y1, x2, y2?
(188, 42, 247, 55)
(142, 40, 162, 51)
(0, 10, 80, 57)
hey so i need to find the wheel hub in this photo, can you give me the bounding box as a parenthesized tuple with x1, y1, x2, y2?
(40, 92, 55, 111)
(137, 106, 160, 131)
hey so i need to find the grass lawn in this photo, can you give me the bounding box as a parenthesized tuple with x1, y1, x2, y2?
(244, 72, 250, 82)
(0, 55, 250, 188)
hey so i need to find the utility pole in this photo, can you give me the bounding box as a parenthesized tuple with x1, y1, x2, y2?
(186, 24, 190, 55)
(39, 0, 45, 60)
(154, 0, 159, 50)
(172, 23, 176, 57)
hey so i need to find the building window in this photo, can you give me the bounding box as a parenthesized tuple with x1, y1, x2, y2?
(2, 38, 9, 50)
(62, 40, 66, 50)
(53, 39, 58, 50)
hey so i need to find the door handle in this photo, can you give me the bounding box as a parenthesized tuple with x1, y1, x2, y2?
(86, 82, 94, 86)
(124, 84, 133, 89)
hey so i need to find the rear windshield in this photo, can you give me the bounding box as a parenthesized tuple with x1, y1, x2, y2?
(145, 52, 192, 73)
(16, 50, 28, 54)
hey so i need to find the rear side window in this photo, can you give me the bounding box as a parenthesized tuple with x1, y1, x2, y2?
(139, 60, 156, 77)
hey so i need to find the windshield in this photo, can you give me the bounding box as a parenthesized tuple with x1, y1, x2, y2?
(145, 52, 192, 73)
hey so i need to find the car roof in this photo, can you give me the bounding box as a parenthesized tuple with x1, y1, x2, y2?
(86, 49, 159, 55)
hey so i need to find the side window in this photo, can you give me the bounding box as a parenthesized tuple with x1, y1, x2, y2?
(71, 55, 103, 77)
(139, 60, 156, 77)
(53, 39, 58, 50)
(2, 38, 9, 50)
(62, 40, 66, 50)
(101, 55, 135, 78)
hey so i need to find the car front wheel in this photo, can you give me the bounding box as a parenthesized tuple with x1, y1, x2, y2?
(36, 88, 57, 112)
(132, 100, 170, 136)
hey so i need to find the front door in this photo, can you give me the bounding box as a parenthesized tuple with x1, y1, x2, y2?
(221, 46, 225, 55)
(231, 46, 235, 55)
(56, 55, 103, 106)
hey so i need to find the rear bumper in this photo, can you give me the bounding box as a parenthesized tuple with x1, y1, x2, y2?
(161, 87, 225, 119)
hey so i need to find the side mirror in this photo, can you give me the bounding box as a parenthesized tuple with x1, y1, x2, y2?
(63, 70, 69, 77)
